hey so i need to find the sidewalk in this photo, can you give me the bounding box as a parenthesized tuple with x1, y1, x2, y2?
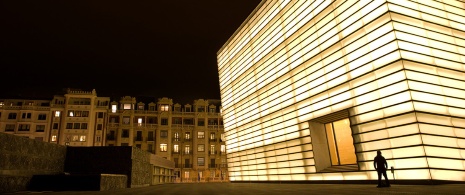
(6, 183, 465, 195)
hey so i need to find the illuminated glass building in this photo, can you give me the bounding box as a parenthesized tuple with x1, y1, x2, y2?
(217, 0, 465, 182)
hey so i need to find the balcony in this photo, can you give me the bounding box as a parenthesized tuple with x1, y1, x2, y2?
(182, 164, 193, 168)
(209, 164, 220, 168)
(172, 138, 180, 142)
(183, 139, 191, 143)
(209, 138, 217, 142)
(135, 137, 143, 141)
(147, 137, 155, 142)
(209, 150, 217, 155)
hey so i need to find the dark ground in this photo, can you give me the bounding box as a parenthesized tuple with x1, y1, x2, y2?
(6, 183, 465, 195)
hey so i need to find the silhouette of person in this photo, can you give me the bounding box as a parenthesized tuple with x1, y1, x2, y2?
(373, 150, 390, 187)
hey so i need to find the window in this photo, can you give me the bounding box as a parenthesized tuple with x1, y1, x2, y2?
(198, 131, 204, 139)
(160, 104, 169, 111)
(81, 123, 87, 129)
(80, 135, 86, 142)
(174, 144, 179, 153)
(66, 123, 73, 129)
(210, 132, 215, 140)
(149, 105, 155, 111)
(197, 144, 205, 152)
(38, 114, 46, 120)
(111, 105, 117, 113)
(210, 107, 216, 113)
(174, 106, 181, 112)
(185, 145, 190, 154)
(123, 116, 130, 124)
(68, 110, 74, 117)
(8, 113, 17, 119)
(36, 125, 45, 132)
(97, 124, 103, 130)
(160, 144, 167, 152)
(197, 106, 205, 112)
(138, 105, 144, 110)
(98, 112, 104, 118)
(136, 131, 142, 141)
(82, 111, 89, 117)
(51, 135, 57, 142)
(210, 145, 215, 154)
(53, 123, 59, 129)
(137, 118, 143, 126)
(161, 118, 168, 125)
(174, 132, 179, 141)
(184, 171, 190, 179)
(198, 157, 205, 166)
(186, 107, 191, 112)
(172, 117, 182, 124)
(147, 117, 157, 124)
(72, 135, 79, 141)
(148, 144, 153, 152)
(161, 130, 168, 138)
(197, 119, 205, 126)
(73, 123, 80, 129)
(221, 133, 225, 142)
(122, 129, 129, 138)
(22, 113, 31, 119)
(325, 118, 356, 165)
(96, 136, 101, 142)
(221, 145, 226, 153)
(123, 104, 131, 110)
(185, 132, 190, 140)
(5, 124, 15, 131)
(18, 124, 30, 131)
(148, 131, 154, 141)
(55, 111, 61, 117)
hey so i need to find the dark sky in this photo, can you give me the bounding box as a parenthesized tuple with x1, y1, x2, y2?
(0, 0, 261, 103)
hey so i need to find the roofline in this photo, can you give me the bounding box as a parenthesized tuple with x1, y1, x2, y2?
(217, 0, 267, 55)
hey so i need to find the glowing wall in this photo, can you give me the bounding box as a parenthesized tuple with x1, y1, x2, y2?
(217, 0, 465, 182)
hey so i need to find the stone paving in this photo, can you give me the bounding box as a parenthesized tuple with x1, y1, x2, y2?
(5, 183, 465, 195)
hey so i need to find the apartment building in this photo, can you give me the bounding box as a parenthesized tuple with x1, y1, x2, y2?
(107, 96, 228, 182)
(0, 89, 228, 182)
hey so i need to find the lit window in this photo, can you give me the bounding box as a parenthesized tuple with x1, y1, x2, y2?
(185, 145, 190, 154)
(198, 157, 205, 166)
(221, 145, 225, 153)
(160, 144, 167, 152)
(72, 135, 79, 141)
(80, 135, 86, 142)
(111, 105, 117, 113)
(138, 118, 142, 126)
(325, 119, 356, 165)
(160, 105, 169, 111)
(184, 171, 189, 179)
(174, 132, 179, 141)
(198, 131, 204, 139)
(221, 133, 225, 142)
(55, 111, 60, 117)
(210, 132, 215, 140)
(210, 145, 215, 154)
(51, 135, 57, 142)
(123, 104, 131, 110)
(185, 132, 190, 140)
(96, 136, 101, 142)
(68, 110, 74, 117)
(197, 144, 205, 152)
(174, 144, 179, 153)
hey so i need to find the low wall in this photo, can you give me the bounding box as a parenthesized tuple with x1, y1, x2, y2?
(100, 174, 127, 191)
(0, 133, 66, 193)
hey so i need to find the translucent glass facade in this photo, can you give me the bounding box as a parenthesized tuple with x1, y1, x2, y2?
(217, 0, 465, 182)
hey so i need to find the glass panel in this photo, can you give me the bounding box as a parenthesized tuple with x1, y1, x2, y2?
(325, 123, 338, 165)
(333, 119, 356, 165)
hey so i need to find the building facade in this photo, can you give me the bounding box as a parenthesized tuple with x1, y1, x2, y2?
(0, 89, 228, 182)
(217, 0, 465, 182)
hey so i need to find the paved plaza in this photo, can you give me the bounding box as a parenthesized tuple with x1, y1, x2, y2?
(5, 183, 465, 195)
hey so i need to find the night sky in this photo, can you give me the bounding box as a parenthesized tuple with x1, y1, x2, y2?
(0, 0, 262, 103)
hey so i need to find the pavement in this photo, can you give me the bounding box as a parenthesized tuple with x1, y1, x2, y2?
(5, 183, 465, 195)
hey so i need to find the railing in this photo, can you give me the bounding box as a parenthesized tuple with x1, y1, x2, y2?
(106, 135, 115, 140)
(183, 139, 191, 142)
(182, 164, 193, 168)
(209, 150, 217, 155)
(147, 137, 155, 141)
(209, 138, 217, 142)
(135, 137, 143, 141)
